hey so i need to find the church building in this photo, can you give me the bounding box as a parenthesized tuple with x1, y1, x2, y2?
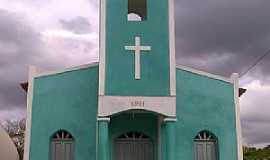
(22, 0, 245, 160)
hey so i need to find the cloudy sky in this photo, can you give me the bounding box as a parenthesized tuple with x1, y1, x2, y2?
(0, 0, 270, 147)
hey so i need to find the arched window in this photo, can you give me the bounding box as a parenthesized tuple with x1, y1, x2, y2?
(194, 130, 218, 160)
(50, 130, 74, 160)
(114, 131, 153, 160)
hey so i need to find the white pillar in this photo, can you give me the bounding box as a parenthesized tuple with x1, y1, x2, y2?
(231, 73, 243, 160)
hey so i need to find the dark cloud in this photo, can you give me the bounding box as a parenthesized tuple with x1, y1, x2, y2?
(175, 0, 270, 77)
(241, 109, 270, 145)
(242, 120, 270, 145)
(60, 16, 92, 34)
(173, 0, 270, 146)
(240, 83, 270, 146)
(0, 9, 98, 111)
(0, 0, 270, 147)
(0, 9, 97, 113)
(0, 9, 47, 110)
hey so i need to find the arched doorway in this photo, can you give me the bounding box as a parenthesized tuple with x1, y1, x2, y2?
(114, 131, 153, 160)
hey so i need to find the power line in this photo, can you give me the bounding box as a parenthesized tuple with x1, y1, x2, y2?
(240, 48, 270, 77)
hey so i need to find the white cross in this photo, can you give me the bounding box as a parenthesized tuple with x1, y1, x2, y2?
(125, 36, 151, 79)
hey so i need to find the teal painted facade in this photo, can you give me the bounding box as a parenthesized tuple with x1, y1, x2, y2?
(175, 69, 238, 160)
(26, 0, 240, 159)
(30, 67, 99, 160)
(28, 66, 239, 160)
(105, 0, 170, 96)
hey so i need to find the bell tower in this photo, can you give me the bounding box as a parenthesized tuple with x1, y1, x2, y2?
(98, 0, 176, 117)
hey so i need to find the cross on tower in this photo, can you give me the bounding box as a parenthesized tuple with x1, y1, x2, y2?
(125, 36, 151, 79)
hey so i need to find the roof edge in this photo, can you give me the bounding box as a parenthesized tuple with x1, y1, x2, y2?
(35, 62, 99, 78)
(176, 64, 233, 83)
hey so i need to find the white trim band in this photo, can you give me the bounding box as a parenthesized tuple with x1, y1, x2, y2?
(98, 0, 106, 96)
(176, 64, 233, 83)
(168, 0, 176, 96)
(97, 117, 111, 122)
(35, 62, 98, 78)
(98, 96, 176, 117)
(163, 117, 177, 122)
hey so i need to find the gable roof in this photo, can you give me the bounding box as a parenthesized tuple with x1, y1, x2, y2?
(176, 64, 246, 97)
(176, 64, 232, 83)
(21, 62, 98, 92)
(35, 62, 98, 78)
(20, 63, 246, 97)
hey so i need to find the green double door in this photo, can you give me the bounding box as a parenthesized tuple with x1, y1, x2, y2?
(114, 132, 154, 160)
(50, 140, 74, 160)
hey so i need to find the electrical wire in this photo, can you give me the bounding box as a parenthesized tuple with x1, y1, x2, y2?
(240, 48, 270, 77)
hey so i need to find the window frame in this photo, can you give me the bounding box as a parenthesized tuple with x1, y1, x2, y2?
(50, 130, 75, 160)
(193, 130, 219, 160)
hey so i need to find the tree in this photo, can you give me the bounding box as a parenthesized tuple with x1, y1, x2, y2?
(243, 145, 270, 160)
